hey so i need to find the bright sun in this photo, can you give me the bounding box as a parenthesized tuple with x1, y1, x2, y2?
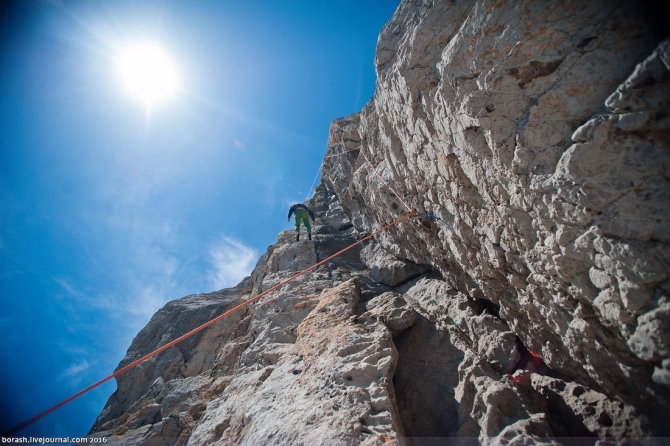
(116, 42, 179, 109)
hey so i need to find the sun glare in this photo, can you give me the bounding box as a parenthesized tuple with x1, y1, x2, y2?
(116, 42, 179, 109)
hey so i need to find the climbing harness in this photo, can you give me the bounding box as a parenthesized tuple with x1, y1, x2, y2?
(5, 211, 416, 436)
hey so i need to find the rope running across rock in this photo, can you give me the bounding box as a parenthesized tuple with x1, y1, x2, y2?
(8, 145, 436, 436)
(4, 210, 416, 436)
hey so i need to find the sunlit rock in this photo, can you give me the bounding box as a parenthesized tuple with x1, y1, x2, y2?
(90, 0, 669, 443)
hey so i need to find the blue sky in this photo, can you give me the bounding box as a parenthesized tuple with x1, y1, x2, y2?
(0, 0, 398, 437)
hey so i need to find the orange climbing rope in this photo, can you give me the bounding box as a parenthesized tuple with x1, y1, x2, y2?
(4, 211, 416, 436)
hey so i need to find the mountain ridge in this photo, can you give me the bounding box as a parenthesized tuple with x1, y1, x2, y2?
(90, 0, 670, 443)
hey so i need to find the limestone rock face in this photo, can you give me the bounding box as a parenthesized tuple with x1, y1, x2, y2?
(189, 279, 403, 445)
(323, 0, 670, 436)
(91, 0, 669, 443)
(360, 242, 430, 286)
(90, 279, 255, 438)
(90, 184, 417, 444)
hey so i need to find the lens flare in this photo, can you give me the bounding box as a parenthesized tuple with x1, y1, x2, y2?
(116, 42, 179, 109)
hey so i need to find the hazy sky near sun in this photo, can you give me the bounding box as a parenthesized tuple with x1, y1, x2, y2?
(0, 0, 398, 437)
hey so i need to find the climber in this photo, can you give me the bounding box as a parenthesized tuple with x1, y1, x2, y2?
(287, 203, 315, 241)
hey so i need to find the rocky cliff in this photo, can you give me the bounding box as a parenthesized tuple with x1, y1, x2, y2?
(90, 0, 669, 443)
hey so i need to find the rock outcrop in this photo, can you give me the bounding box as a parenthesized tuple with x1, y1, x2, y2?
(324, 0, 670, 437)
(90, 0, 669, 443)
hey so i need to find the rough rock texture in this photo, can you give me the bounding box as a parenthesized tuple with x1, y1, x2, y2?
(91, 0, 669, 443)
(90, 184, 417, 445)
(323, 0, 670, 437)
(189, 279, 403, 445)
(361, 242, 431, 287)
